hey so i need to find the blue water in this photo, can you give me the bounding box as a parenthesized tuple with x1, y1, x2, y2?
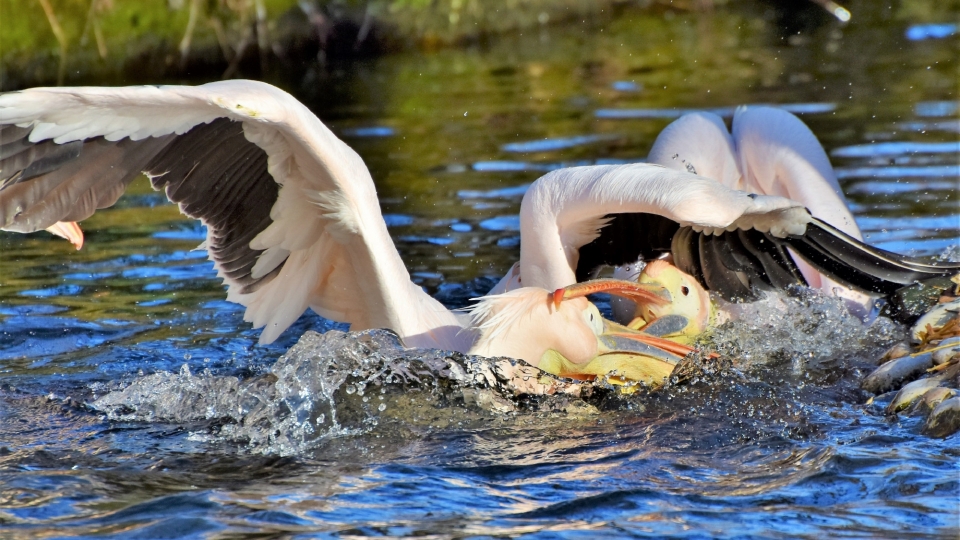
(1, 2, 959, 537)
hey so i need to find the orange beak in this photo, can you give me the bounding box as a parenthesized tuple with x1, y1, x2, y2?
(553, 278, 671, 310)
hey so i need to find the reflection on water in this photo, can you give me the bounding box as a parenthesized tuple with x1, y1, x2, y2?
(594, 102, 836, 119)
(1, 2, 958, 537)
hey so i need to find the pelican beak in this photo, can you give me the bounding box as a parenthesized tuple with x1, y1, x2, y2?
(537, 315, 707, 388)
(538, 348, 678, 386)
(598, 318, 696, 359)
(557, 277, 692, 362)
(45, 221, 84, 250)
(553, 278, 671, 310)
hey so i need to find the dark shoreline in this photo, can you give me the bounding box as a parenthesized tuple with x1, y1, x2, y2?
(1, 0, 659, 91)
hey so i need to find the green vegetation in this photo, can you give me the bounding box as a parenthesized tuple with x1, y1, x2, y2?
(1, 0, 305, 87)
(0, 0, 660, 89)
(1, 0, 956, 89)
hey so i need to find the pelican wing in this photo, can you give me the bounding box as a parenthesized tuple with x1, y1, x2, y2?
(0, 81, 459, 346)
(781, 219, 960, 293)
(644, 106, 871, 300)
(517, 163, 960, 301)
(646, 106, 861, 239)
(646, 110, 741, 187)
(732, 106, 860, 238)
(670, 218, 960, 300)
(517, 163, 812, 290)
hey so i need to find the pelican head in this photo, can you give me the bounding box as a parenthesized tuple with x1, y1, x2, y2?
(467, 279, 671, 367)
(633, 260, 714, 342)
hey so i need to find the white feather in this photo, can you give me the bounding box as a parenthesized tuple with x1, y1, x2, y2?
(250, 246, 290, 279)
(466, 288, 551, 353)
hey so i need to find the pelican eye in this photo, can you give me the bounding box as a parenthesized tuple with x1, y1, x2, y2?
(681, 286, 690, 296)
(582, 306, 603, 335)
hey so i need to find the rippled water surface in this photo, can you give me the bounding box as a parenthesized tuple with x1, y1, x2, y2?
(1, 2, 959, 537)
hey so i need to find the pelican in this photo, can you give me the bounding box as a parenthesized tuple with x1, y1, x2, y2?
(488, 106, 957, 309)
(604, 107, 960, 330)
(1, 82, 955, 370)
(644, 106, 866, 307)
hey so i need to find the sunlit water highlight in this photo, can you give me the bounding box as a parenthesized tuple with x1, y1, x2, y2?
(1, 3, 958, 537)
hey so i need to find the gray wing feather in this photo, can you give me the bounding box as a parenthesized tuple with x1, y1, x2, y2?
(0, 134, 170, 232)
(0, 117, 285, 295)
(144, 118, 284, 294)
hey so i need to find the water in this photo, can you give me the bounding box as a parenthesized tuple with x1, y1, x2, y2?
(1, 3, 959, 537)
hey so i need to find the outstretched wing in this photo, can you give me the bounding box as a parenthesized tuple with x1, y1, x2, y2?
(517, 163, 814, 291)
(0, 81, 460, 346)
(516, 163, 959, 302)
(732, 106, 860, 238)
(644, 106, 867, 297)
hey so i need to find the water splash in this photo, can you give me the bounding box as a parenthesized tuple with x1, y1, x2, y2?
(92, 329, 590, 455)
(89, 286, 908, 457)
(705, 288, 902, 375)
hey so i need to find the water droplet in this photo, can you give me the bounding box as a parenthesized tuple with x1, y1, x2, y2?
(345, 385, 356, 395)
(183, 353, 192, 360)
(378, 403, 387, 412)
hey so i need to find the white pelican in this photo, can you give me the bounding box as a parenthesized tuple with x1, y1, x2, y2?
(645, 106, 865, 304)
(604, 107, 960, 330)
(1, 82, 955, 366)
